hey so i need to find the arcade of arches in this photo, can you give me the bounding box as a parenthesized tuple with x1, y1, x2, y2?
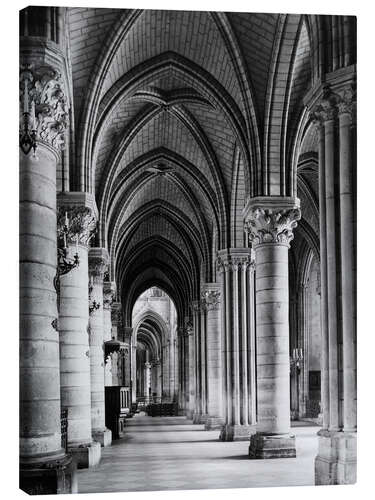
(19, 6, 357, 494)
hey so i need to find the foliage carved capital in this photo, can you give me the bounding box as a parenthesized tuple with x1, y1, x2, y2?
(245, 207, 301, 248)
(57, 206, 97, 247)
(201, 290, 221, 311)
(20, 65, 69, 151)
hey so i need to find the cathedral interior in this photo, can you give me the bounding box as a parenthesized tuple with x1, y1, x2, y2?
(19, 6, 356, 495)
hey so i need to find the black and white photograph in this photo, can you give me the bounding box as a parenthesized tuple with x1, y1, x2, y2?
(15, 1, 361, 496)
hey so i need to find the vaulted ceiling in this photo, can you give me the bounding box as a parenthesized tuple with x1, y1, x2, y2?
(63, 9, 355, 321)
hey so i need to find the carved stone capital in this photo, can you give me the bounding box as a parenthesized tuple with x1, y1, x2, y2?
(88, 248, 109, 285)
(20, 65, 69, 152)
(184, 320, 194, 336)
(103, 281, 116, 310)
(312, 86, 340, 124)
(245, 208, 300, 248)
(337, 87, 356, 123)
(190, 300, 201, 313)
(177, 327, 185, 338)
(57, 206, 97, 247)
(312, 85, 356, 125)
(111, 302, 122, 326)
(201, 289, 221, 311)
(216, 248, 254, 273)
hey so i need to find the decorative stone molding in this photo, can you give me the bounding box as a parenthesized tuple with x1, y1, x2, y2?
(57, 206, 97, 247)
(243, 198, 301, 249)
(20, 65, 69, 151)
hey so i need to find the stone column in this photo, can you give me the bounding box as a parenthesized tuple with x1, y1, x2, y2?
(201, 284, 224, 430)
(57, 195, 101, 468)
(312, 85, 357, 485)
(315, 118, 330, 430)
(299, 284, 309, 419)
(181, 316, 192, 409)
(245, 197, 300, 458)
(123, 327, 133, 389)
(177, 327, 185, 411)
(217, 248, 257, 441)
(145, 361, 152, 403)
(156, 359, 162, 398)
(338, 92, 356, 433)
(88, 248, 112, 447)
(185, 318, 195, 419)
(191, 302, 203, 423)
(19, 65, 76, 493)
(199, 308, 209, 423)
(103, 281, 116, 343)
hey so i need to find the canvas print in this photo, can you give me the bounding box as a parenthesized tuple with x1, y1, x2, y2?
(19, 5, 357, 495)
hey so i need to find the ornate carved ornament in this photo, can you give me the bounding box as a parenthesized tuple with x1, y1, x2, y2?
(245, 207, 301, 248)
(57, 206, 96, 247)
(312, 85, 356, 126)
(103, 292, 113, 310)
(190, 300, 201, 313)
(184, 320, 194, 336)
(177, 326, 185, 338)
(89, 256, 108, 284)
(201, 290, 221, 311)
(20, 65, 69, 152)
(111, 307, 123, 327)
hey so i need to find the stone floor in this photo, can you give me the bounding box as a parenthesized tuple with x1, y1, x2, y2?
(77, 414, 319, 494)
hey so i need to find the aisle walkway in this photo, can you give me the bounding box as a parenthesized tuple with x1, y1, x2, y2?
(77, 415, 318, 494)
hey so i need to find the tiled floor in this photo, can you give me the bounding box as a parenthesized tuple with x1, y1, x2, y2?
(77, 414, 319, 494)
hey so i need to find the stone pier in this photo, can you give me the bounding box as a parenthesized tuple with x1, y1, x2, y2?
(217, 249, 257, 441)
(57, 194, 101, 468)
(88, 248, 112, 447)
(245, 198, 300, 458)
(19, 65, 76, 494)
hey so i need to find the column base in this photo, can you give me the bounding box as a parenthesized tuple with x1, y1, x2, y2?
(204, 416, 224, 430)
(69, 441, 101, 469)
(20, 452, 77, 495)
(249, 433, 296, 459)
(92, 428, 112, 447)
(193, 412, 209, 424)
(220, 424, 256, 441)
(315, 430, 357, 485)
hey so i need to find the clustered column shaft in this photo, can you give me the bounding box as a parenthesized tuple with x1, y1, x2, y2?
(312, 85, 357, 485)
(217, 249, 257, 441)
